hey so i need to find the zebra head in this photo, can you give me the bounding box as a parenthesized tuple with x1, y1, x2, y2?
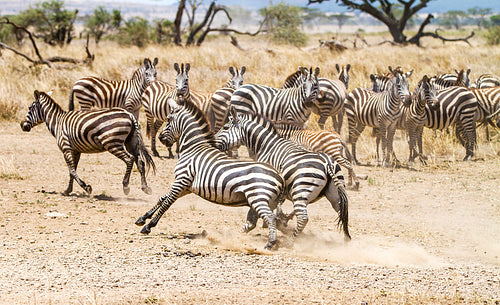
(143, 57, 158, 86)
(21, 90, 47, 132)
(388, 67, 411, 105)
(336, 63, 351, 89)
(414, 75, 439, 110)
(158, 98, 183, 148)
(304, 67, 321, 107)
(454, 68, 471, 87)
(174, 62, 190, 98)
(228, 66, 246, 90)
(214, 106, 244, 153)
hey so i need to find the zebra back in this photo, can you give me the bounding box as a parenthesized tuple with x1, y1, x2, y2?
(69, 57, 158, 117)
(469, 87, 500, 124)
(473, 73, 500, 89)
(430, 68, 471, 90)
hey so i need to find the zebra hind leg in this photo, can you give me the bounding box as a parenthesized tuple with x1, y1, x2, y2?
(248, 201, 278, 250)
(243, 208, 259, 233)
(62, 151, 92, 196)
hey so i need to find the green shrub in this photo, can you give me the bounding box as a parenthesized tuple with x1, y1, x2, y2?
(484, 26, 500, 45)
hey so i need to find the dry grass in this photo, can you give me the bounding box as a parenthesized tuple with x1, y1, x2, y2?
(3, 32, 500, 164)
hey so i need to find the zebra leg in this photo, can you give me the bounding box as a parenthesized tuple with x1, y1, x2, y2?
(291, 199, 309, 238)
(151, 119, 163, 157)
(349, 124, 364, 165)
(62, 150, 91, 195)
(243, 208, 259, 233)
(334, 112, 344, 134)
(416, 127, 428, 165)
(137, 180, 188, 233)
(125, 136, 152, 195)
(318, 116, 327, 130)
(248, 200, 277, 250)
(107, 145, 135, 195)
(386, 127, 399, 167)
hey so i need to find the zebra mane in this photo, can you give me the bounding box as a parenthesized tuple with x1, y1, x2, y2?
(177, 97, 217, 146)
(37, 91, 65, 113)
(282, 68, 305, 89)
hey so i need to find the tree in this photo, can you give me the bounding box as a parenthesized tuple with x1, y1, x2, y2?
(468, 7, 492, 29)
(308, 0, 474, 46)
(439, 10, 467, 30)
(259, 3, 307, 47)
(18, 0, 78, 46)
(491, 14, 500, 27)
(116, 17, 151, 47)
(85, 6, 121, 44)
(330, 13, 352, 31)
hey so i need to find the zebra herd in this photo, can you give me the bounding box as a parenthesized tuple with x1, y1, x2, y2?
(19, 57, 500, 249)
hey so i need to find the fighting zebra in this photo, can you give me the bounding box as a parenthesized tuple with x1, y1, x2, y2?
(69, 57, 158, 119)
(21, 90, 156, 196)
(407, 84, 478, 161)
(345, 67, 411, 167)
(282, 65, 350, 132)
(273, 121, 360, 190)
(473, 73, 500, 88)
(430, 68, 471, 90)
(209, 66, 246, 131)
(230, 67, 320, 124)
(135, 98, 286, 250)
(215, 108, 351, 241)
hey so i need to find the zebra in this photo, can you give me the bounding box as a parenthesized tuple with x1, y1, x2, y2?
(230, 67, 320, 125)
(345, 67, 411, 167)
(281, 65, 350, 132)
(473, 73, 500, 88)
(468, 86, 500, 140)
(135, 98, 286, 250)
(143, 63, 243, 157)
(215, 107, 351, 241)
(69, 57, 158, 119)
(370, 67, 413, 93)
(273, 121, 360, 190)
(430, 68, 471, 90)
(209, 66, 246, 131)
(21, 90, 156, 196)
(407, 85, 478, 161)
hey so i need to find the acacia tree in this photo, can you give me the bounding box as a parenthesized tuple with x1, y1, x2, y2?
(308, 0, 474, 46)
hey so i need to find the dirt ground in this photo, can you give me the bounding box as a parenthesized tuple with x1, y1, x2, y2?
(0, 120, 499, 305)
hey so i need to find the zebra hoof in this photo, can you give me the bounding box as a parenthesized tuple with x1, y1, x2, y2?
(264, 240, 277, 250)
(135, 216, 146, 226)
(142, 186, 152, 195)
(85, 185, 92, 195)
(62, 190, 71, 196)
(123, 186, 130, 195)
(140, 225, 151, 235)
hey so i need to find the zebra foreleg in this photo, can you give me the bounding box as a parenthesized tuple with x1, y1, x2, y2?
(62, 150, 91, 196)
(151, 119, 163, 157)
(243, 208, 259, 233)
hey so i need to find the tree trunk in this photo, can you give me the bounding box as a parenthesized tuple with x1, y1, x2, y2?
(174, 0, 186, 46)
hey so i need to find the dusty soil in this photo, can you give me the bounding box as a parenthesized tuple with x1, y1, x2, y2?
(0, 121, 499, 304)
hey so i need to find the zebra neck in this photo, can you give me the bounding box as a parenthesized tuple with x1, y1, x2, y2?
(40, 98, 66, 137)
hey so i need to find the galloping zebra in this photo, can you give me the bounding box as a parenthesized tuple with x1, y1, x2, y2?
(407, 85, 478, 161)
(345, 67, 411, 166)
(230, 67, 320, 124)
(69, 57, 158, 119)
(430, 68, 471, 90)
(282, 65, 350, 132)
(215, 108, 350, 241)
(21, 90, 156, 196)
(473, 73, 500, 88)
(210, 66, 246, 131)
(273, 121, 360, 190)
(135, 98, 286, 250)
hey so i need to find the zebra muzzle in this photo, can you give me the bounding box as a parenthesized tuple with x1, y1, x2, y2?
(20, 121, 31, 132)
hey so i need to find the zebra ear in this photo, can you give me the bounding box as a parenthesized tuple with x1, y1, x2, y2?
(240, 66, 246, 75)
(229, 66, 235, 77)
(388, 66, 393, 73)
(174, 63, 180, 74)
(34, 90, 40, 99)
(46, 90, 53, 96)
(144, 58, 151, 67)
(336, 64, 340, 74)
(185, 63, 190, 73)
(406, 69, 414, 78)
(370, 74, 376, 81)
(229, 106, 239, 124)
(422, 75, 430, 83)
(455, 69, 460, 74)
(466, 68, 471, 75)
(153, 57, 158, 66)
(314, 67, 320, 77)
(346, 64, 351, 72)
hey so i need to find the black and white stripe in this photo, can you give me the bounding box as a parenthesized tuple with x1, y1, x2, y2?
(473, 73, 500, 89)
(21, 90, 155, 195)
(430, 68, 471, 90)
(345, 68, 411, 166)
(215, 108, 350, 241)
(69, 57, 158, 119)
(230, 67, 320, 124)
(135, 98, 285, 250)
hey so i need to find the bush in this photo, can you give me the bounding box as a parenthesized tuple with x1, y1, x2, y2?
(115, 17, 151, 47)
(259, 2, 307, 47)
(484, 26, 500, 45)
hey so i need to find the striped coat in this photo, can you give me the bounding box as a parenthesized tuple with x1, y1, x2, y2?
(21, 90, 155, 196)
(136, 98, 286, 250)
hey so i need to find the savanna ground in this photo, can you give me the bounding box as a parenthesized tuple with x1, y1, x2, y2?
(0, 32, 499, 304)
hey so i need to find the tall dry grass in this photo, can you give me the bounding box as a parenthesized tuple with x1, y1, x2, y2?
(2, 32, 499, 163)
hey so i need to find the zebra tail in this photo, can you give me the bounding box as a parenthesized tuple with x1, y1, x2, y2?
(68, 89, 75, 111)
(325, 155, 351, 240)
(132, 116, 156, 175)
